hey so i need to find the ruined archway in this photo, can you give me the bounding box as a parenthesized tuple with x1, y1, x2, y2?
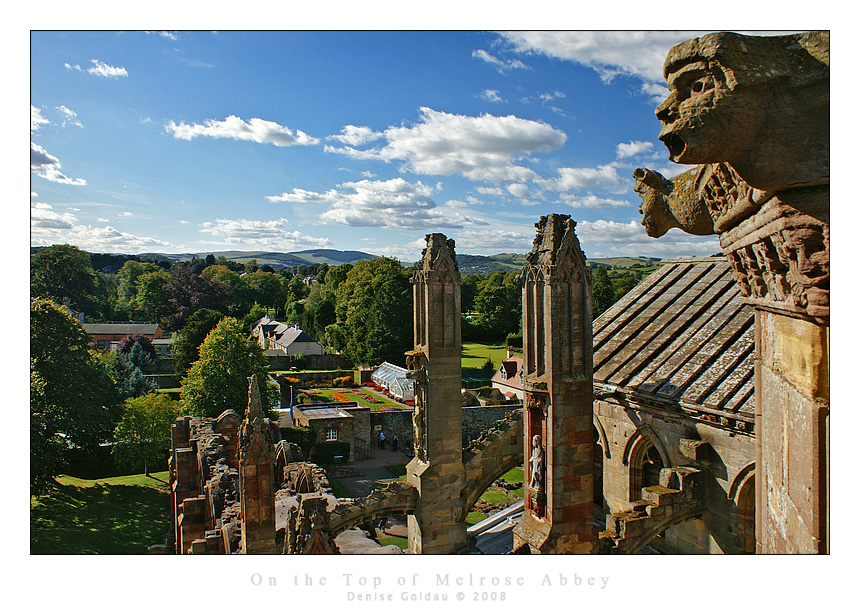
(623, 427, 671, 502)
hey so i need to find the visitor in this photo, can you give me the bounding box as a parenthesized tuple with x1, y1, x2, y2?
(379, 431, 386, 450)
(393, 435, 399, 452)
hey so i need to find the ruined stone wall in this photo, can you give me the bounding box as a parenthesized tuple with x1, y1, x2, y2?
(462, 404, 522, 443)
(370, 410, 413, 450)
(595, 399, 756, 554)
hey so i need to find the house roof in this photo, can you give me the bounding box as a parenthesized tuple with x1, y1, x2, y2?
(253, 317, 321, 346)
(592, 257, 754, 417)
(81, 322, 161, 336)
(491, 356, 524, 385)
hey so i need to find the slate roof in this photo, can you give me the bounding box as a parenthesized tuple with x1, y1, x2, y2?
(82, 322, 161, 336)
(592, 257, 754, 418)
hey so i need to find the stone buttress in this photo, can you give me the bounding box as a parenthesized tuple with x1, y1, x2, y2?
(512, 214, 596, 554)
(239, 375, 277, 554)
(405, 233, 467, 554)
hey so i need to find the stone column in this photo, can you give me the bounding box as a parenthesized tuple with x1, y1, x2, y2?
(405, 234, 466, 554)
(632, 31, 829, 554)
(513, 214, 595, 554)
(239, 375, 277, 554)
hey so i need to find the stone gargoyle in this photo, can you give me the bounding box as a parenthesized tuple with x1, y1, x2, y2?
(635, 31, 829, 236)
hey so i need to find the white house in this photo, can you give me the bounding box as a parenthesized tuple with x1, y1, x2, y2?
(251, 316, 324, 356)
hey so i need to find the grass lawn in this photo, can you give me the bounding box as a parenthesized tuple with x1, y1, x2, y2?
(461, 342, 513, 370)
(375, 529, 408, 551)
(385, 464, 408, 479)
(480, 489, 514, 505)
(328, 477, 351, 498)
(31, 472, 172, 554)
(466, 510, 488, 526)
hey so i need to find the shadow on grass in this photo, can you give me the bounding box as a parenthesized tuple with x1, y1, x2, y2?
(31, 482, 171, 555)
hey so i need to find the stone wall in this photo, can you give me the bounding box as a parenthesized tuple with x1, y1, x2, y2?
(370, 410, 413, 452)
(266, 354, 353, 371)
(462, 404, 523, 443)
(595, 398, 756, 554)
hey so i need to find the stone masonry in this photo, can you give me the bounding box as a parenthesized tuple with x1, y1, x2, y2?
(512, 214, 595, 554)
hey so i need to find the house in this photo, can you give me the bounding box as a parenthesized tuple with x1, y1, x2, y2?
(81, 321, 164, 351)
(490, 349, 524, 400)
(251, 316, 324, 356)
(291, 401, 372, 461)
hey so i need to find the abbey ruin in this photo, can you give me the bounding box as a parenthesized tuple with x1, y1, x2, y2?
(167, 30, 828, 555)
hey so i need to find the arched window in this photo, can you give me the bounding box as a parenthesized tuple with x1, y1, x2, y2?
(625, 429, 670, 502)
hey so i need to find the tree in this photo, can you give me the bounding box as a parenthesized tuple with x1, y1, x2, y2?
(473, 277, 521, 340)
(180, 317, 279, 418)
(31, 244, 113, 319)
(245, 270, 287, 314)
(93, 347, 157, 400)
(331, 257, 411, 365)
(163, 266, 230, 330)
(112, 393, 181, 474)
(172, 308, 226, 377)
(116, 260, 162, 318)
(134, 269, 170, 323)
(592, 267, 616, 317)
(30, 299, 122, 494)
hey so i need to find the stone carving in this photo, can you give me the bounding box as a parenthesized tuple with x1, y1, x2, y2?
(405, 351, 428, 462)
(528, 435, 545, 492)
(285, 494, 341, 555)
(636, 31, 829, 323)
(657, 31, 828, 193)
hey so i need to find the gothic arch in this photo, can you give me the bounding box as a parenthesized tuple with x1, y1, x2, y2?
(729, 463, 756, 553)
(622, 426, 671, 502)
(728, 462, 756, 503)
(593, 415, 610, 459)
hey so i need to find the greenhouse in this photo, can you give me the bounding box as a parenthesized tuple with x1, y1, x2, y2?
(371, 362, 414, 402)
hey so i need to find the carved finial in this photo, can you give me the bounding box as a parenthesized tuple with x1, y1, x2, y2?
(246, 374, 263, 421)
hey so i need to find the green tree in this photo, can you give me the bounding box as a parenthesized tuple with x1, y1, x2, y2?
(245, 270, 287, 315)
(134, 269, 170, 323)
(116, 260, 162, 318)
(31, 244, 113, 319)
(473, 278, 521, 340)
(172, 308, 226, 377)
(331, 257, 411, 365)
(163, 266, 230, 330)
(93, 348, 157, 400)
(112, 393, 181, 474)
(180, 317, 279, 418)
(592, 267, 616, 317)
(30, 299, 122, 494)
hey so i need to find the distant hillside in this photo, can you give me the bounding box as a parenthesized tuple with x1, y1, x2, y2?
(455, 253, 661, 274)
(135, 249, 378, 268)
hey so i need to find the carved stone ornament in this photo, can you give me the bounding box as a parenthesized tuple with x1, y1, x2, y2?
(637, 31, 829, 324)
(405, 352, 428, 462)
(528, 434, 545, 493)
(525, 214, 589, 285)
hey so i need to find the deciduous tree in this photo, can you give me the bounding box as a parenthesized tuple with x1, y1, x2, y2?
(30, 299, 122, 494)
(112, 393, 181, 474)
(180, 317, 279, 418)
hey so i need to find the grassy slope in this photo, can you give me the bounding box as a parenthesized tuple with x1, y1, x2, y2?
(31, 472, 172, 555)
(461, 342, 512, 370)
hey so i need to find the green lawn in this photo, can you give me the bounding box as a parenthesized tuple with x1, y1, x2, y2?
(466, 510, 488, 525)
(385, 464, 408, 479)
(461, 342, 513, 370)
(375, 529, 408, 550)
(31, 472, 172, 554)
(309, 387, 407, 411)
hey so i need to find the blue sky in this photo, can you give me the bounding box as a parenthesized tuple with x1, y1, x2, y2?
(31, 29, 800, 262)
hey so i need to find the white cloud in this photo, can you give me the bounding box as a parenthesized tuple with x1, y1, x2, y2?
(198, 217, 332, 250)
(269, 177, 486, 230)
(476, 186, 507, 197)
(166, 115, 319, 147)
(480, 89, 505, 103)
(496, 31, 704, 100)
(146, 31, 180, 41)
(558, 194, 632, 209)
(452, 228, 533, 255)
(178, 219, 190, 224)
(576, 219, 721, 259)
(326, 107, 566, 183)
(64, 63, 81, 72)
(30, 205, 174, 252)
(87, 59, 128, 78)
(31, 105, 50, 132)
(30, 142, 86, 185)
(31, 202, 76, 229)
(56, 105, 83, 128)
(541, 164, 625, 193)
(616, 140, 654, 159)
(121, 211, 133, 217)
(472, 49, 528, 72)
(97, 217, 109, 222)
(506, 183, 533, 199)
(327, 125, 382, 146)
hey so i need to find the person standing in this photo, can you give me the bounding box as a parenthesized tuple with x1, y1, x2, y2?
(378, 431, 386, 450)
(392, 435, 399, 452)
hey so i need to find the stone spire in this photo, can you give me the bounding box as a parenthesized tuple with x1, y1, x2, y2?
(513, 213, 595, 554)
(238, 375, 276, 554)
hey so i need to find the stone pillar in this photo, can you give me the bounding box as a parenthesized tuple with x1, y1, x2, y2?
(720, 198, 829, 553)
(405, 233, 466, 554)
(512, 214, 595, 554)
(239, 375, 277, 554)
(633, 31, 829, 554)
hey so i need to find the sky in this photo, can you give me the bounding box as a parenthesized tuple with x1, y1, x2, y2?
(28, 28, 787, 263)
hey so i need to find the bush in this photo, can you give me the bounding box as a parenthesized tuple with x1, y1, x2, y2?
(281, 426, 317, 457)
(333, 375, 353, 387)
(505, 334, 523, 350)
(313, 441, 351, 465)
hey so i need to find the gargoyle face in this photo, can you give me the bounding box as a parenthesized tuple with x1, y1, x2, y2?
(635, 180, 674, 238)
(656, 60, 760, 165)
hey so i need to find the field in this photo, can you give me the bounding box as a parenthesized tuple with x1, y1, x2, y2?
(461, 342, 512, 370)
(30, 472, 171, 554)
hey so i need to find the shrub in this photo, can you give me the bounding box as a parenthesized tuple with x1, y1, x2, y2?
(505, 334, 523, 351)
(281, 426, 317, 457)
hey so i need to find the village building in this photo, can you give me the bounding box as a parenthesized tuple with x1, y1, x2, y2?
(251, 316, 324, 356)
(490, 349, 524, 400)
(81, 321, 164, 351)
